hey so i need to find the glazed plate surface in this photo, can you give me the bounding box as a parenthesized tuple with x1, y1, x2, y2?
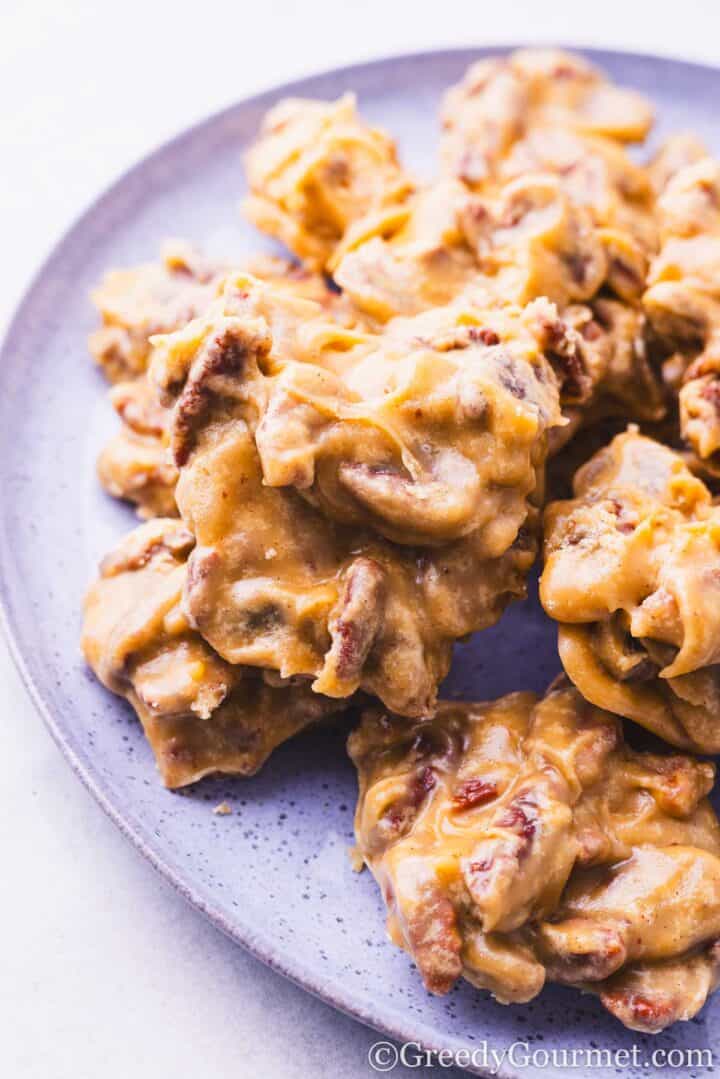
(2, 47, 719, 1079)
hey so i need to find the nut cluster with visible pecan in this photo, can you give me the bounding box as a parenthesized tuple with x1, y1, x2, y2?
(350, 683, 720, 1033)
(82, 518, 341, 787)
(541, 427, 720, 752)
(146, 272, 565, 717)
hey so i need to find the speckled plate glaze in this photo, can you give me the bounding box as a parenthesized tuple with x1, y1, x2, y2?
(2, 46, 720, 1079)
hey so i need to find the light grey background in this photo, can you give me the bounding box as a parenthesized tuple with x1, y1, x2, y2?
(3, 2, 720, 1076)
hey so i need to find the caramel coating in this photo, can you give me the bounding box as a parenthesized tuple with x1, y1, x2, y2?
(332, 180, 482, 321)
(93, 249, 349, 517)
(333, 128, 655, 326)
(243, 94, 413, 270)
(349, 683, 720, 1032)
(441, 49, 653, 185)
(97, 376, 178, 518)
(81, 519, 341, 787)
(333, 177, 663, 432)
(243, 53, 662, 434)
(334, 175, 612, 324)
(440, 50, 656, 294)
(91, 245, 343, 384)
(643, 150, 720, 468)
(647, 132, 709, 196)
(243, 69, 650, 316)
(542, 427, 720, 751)
(246, 104, 642, 330)
(433, 50, 663, 429)
(148, 273, 565, 716)
(89, 242, 228, 383)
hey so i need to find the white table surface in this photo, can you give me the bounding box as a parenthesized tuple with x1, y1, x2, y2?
(3, 3, 720, 1075)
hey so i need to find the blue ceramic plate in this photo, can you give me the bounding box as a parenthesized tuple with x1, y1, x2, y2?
(1, 47, 719, 1079)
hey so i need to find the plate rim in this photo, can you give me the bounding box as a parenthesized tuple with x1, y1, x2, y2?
(3, 43, 720, 1077)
